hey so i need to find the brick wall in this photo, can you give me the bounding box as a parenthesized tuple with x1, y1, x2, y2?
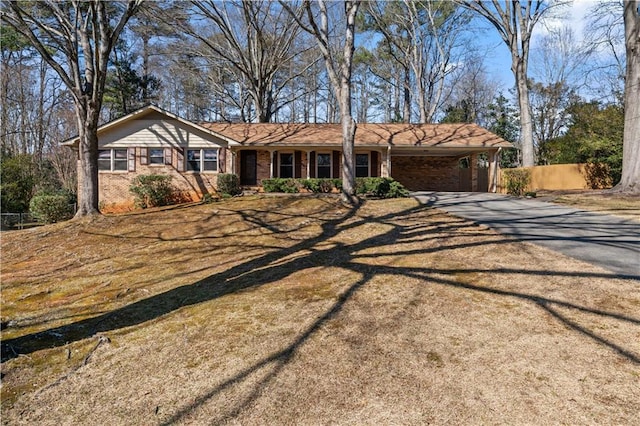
(256, 150, 271, 183)
(89, 147, 233, 212)
(391, 156, 460, 191)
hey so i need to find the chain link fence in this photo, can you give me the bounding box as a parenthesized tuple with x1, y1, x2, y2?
(1, 204, 76, 231)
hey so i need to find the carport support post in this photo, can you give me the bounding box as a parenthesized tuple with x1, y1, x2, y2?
(470, 153, 478, 192)
(386, 146, 392, 177)
(488, 149, 500, 193)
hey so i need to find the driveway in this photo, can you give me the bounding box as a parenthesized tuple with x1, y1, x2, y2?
(412, 191, 640, 278)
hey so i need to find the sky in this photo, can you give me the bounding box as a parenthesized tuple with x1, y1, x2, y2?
(478, 0, 595, 91)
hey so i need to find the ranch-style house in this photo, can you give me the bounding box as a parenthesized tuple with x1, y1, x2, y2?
(62, 105, 512, 211)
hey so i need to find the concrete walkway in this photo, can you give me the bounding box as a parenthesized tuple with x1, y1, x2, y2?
(412, 191, 640, 278)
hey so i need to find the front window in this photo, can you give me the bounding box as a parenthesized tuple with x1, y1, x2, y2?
(149, 148, 164, 165)
(317, 153, 331, 178)
(187, 149, 218, 172)
(356, 153, 369, 177)
(98, 149, 128, 171)
(98, 150, 111, 171)
(280, 153, 293, 178)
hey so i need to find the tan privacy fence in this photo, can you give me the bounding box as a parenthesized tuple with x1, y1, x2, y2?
(498, 163, 610, 193)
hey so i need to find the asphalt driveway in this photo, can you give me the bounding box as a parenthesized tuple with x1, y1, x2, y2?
(413, 191, 640, 278)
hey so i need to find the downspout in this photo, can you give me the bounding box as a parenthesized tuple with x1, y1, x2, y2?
(387, 145, 392, 177)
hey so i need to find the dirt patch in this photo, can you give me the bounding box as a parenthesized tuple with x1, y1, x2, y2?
(1, 196, 639, 425)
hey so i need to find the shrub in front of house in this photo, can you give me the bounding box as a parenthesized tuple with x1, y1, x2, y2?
(263, 177, 407, 198)
(356, 177, 409, 198)
(217, 173, 242, 196)
(129, 174, 176, 209)
(262, 178, 299, 193)
(29, 192, 74, 223)
(503, 168, 531, 197)
(299, 178, 335, 193)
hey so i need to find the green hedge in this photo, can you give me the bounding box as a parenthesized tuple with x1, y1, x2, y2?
(129, 174, 176, 208)
(502, 168, 531, 197)
(262, 177, 408, 198)
(29, 194, 73, 223)
(262, 178, 299, 193)
(217, 173, 242, 196)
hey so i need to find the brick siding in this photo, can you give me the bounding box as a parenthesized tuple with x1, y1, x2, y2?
(86, 147, 233, 212)
(391, 156, 460, 191)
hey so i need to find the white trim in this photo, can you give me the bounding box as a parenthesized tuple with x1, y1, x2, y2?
(61, 105, 240, 147)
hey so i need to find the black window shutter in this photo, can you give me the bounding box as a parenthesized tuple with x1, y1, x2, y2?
(332, 150, 340, 178)
(310, 151, 316, 178)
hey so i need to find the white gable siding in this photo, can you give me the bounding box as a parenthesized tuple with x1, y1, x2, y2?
(99, 119, 226, 149)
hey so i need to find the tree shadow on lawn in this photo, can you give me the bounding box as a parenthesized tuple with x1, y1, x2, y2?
(2, 197, 640, 422)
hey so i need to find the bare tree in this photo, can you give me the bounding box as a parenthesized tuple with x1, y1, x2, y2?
(457, 0, 564, 167)
(283, 0, 360, 202)
(618, 0, 640, 192)
(1, 1, 142, 216)
(366, 1, 468, 124)
(584, 2, 626, 103)
(176, 0, 312, 123)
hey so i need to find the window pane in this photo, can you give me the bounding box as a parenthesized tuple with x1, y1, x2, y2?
(280, 153, 293, 165)
(187, 149, 200, 171)
(202, 149, 218, 171)
(317, 153, 330, 166)
(113, 149, 128, 171)
(356, 154, 369, 166)
(355, 153, 369, 177)
(204, 149, 217, 161)
(98, 150, 111, 170)
(149, 148, 164, 164)
(280, 153, 293, 178)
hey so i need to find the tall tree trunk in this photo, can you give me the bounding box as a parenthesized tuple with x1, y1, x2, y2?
(618, 0, 640, 192)
(514, 56, 535, 167)
(403, 67, 411, 123)
(76, 110, 100, 216)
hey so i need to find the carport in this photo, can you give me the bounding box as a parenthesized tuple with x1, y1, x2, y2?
(390, 147, 503, 193)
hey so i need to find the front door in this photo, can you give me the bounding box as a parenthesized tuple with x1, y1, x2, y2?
(240, 150, 257, 185)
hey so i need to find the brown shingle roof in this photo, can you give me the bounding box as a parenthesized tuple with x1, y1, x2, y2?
(201, 122, 512, 148)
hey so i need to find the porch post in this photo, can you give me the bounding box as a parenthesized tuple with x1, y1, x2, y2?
(231, 149, 236, 175)
(488, 148, 501, 193)
(270, 150, 275, 178)
(386, 146, 392, 177)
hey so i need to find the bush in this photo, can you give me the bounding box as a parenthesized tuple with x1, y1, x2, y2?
(299, 178, 335, 193)
(29, 194, 73, 223)
(261, 177, 408, 198)
(129, 174, 176, 208)
(503, 168, 531, 196)
(1, 153, 35, 213)
(262, 178, 299, 193)
(584, 162, 613, 189)
(217, 173, 242, 196)
(355, 177, 409, 198)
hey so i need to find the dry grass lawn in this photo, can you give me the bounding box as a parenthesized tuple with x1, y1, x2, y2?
(1, 195, 639, 425)
(540, 189, 640, 222)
